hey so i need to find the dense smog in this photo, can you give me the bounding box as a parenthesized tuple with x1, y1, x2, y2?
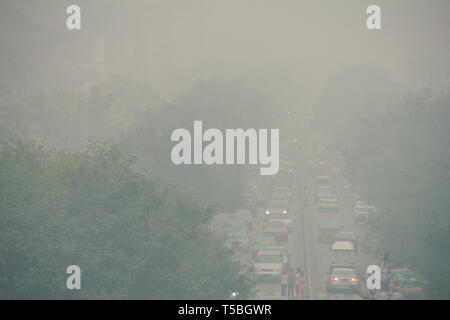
(0, 1, 449, 303)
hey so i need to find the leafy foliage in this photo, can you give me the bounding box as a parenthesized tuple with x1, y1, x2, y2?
(342, 89, 450, 299)
(0, 139, 252, 299)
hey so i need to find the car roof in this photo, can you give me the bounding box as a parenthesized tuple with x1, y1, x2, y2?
(258, 249, 282, 255)
(319, 221, 339, 227)
(264, 246, 286, 252)
(256, 236, 276, 241)
(336, 231, 355, 239)
(332, 267, 356, 273)
(331, 241, 354, 250)
(265, 221, 285, 227)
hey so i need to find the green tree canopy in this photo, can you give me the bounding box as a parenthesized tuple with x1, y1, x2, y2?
(0, 139, 252, 299)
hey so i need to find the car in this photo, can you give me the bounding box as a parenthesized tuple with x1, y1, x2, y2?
(273, 186, 292, 195)
(315, 186, 333, 201)
(253, 249, 288, 281)
(272, 175, 293, 189)
(353, 200, 377, 213)
(353, 200, 369, 210)
(271, 191, 291, 201)
(330, 241, 355, 269)
(318, 198, 339, 213)
(317, 221, 341, 242)
(389, 269, 426, 299)
(317, 193, 338, 201)
(266, 214, 293, 232)
(263, 221, 289, 242)
(265, 198, 290, 216)
(264, 246, 290, 271)
(316, 175, 331, 186)
(308, 159, 325, 177)
(251, 236, 277, 258)
(326, 268, 360, 293)
(272, 186, 292, 202)
(334, 231, 356, 251)
(353, 206, 371, 225)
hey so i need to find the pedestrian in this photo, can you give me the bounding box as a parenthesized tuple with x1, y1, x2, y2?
(295, 267, 303, 297)
(281, 271, 288, 297)
(297, 271, 306, 300)
(288, 268, 296, 297)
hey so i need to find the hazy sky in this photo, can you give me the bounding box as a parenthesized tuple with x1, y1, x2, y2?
(11, 0, 450, 103)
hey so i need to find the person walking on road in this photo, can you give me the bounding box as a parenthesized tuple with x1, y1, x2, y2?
(281, 271, 288, 297)
(288, 268, 296, 297)
(297, 271, 306, 300)
(295, 267, 303, 297)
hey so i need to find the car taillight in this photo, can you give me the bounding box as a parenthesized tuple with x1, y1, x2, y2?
(331, 277, 338, 281)
(352, 278, 359, 282)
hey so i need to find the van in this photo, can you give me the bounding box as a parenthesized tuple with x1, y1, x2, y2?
(330, 240, 355, 269)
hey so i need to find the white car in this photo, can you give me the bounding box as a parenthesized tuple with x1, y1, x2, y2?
(316, 175, 331, 186)
(318, 193, 338, 201)
(318, 198, 339, 213)
(266, 214, 293, 232)
(353, 206, 371, 225)
(353, 200, 376, 214)
(327, 268, 360, 293)
(254, 249, 288, 281)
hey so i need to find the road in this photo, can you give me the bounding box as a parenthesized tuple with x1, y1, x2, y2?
(252, 151, 378, 300)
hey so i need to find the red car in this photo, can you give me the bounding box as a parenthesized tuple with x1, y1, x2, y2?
(262, 221, 288, 242)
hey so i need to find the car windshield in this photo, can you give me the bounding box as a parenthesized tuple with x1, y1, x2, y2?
(317, 177, 330, 185)
(333, 269, 356, 277)
(272, 193, 290, 199)
(320, 223, 338, 230)
(275, 187, 290, 192)
(256, 254, 283, 263)
(266, 222, 285, 228)
(269, 214, 290, 220)
(269, 200, 288, 208)
(256, 238, 276, 245)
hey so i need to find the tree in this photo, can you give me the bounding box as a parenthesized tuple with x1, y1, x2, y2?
(343, 89, 450, 299)
(0, 139, 252, 299)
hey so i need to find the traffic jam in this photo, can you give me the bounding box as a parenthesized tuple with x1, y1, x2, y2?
(210, 149, 426, 300)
